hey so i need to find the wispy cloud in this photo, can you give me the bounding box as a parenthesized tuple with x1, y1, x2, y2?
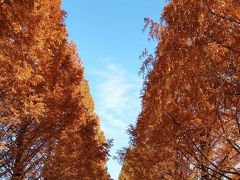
(88, 60, 142, 180)
(97, 64, 134, 114)
(92, 61, 142, 135)
(99, 111, 128, 128)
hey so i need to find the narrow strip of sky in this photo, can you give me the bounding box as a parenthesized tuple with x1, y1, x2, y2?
(62, 1, 165, 179)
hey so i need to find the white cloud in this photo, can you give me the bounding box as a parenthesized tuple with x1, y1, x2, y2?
(101, 124, 118, 135)
(88, 60, 142, 180)
(97, 63, 139, 115)
(99, 111, 128, 128)
(93, 62, 142, 134)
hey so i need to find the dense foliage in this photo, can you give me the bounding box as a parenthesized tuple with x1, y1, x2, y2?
(120, 0, 240, 179)
(0, 0, 111, 179)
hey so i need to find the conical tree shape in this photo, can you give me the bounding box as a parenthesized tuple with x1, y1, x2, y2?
(42, 44, 111, 179)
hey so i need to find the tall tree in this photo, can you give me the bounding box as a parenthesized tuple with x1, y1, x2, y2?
(42, 66, 111, 179)
(0, 1, 60, 178)
(122, 0, 240, 179)
(0, 0, 110, 179)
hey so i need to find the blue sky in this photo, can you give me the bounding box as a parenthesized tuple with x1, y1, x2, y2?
(62, 1, 165, 179)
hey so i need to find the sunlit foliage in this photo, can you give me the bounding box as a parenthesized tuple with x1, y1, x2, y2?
(0, 0, 110, 179)
(120, 0, 240, 179)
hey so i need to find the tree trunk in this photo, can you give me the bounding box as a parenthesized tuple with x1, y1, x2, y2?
(200, 131, 209, 180)
(11, 122, 28, 180)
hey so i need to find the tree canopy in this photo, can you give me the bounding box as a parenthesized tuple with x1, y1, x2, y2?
(0, 0, 111, 179)
(120, 0, 240, 179)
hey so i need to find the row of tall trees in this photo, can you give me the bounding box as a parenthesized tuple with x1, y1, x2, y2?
(120, 0, 240, 179)
(0, 0, 111, 179)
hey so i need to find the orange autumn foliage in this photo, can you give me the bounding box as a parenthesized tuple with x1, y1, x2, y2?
(120, 0, 240, 179)
(0, 0, 110, 179)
